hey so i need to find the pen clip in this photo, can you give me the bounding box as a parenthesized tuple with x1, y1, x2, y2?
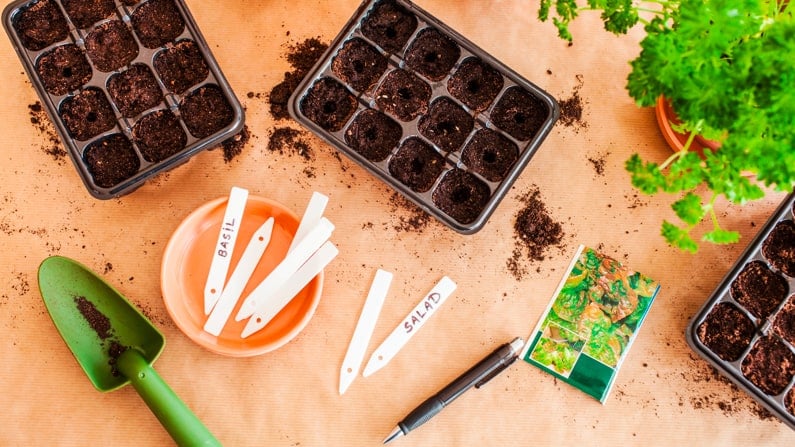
(474, 355, 518, 389)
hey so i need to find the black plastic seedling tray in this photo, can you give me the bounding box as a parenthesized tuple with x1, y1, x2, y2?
(289, 0, 559, 234)
(686, 192, 795, 430)
(3, 0, 244, 199)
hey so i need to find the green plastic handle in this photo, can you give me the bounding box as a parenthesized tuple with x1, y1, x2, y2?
(117, 349, 221, 447)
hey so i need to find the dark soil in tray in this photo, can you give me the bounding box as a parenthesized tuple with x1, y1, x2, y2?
(388, 136, 445, 192)
(418, 96, 473, 152)
(696, 302, 756, 362)
(404, 27, 460, 82)
(131, 0, 185, 49)
(773, 297, 795, 345)
(154, 39, 209, 94)
(84, 133, 140, 187)
(60, 87, 116, 140)
(432, 168, 490, 224)
(730, 260, 788, 320)
(491, 86, 549, 141)
(788, 387, 795, 416)
(344, 108, 402, 162)
(62, 0, 116, 30)
(360, 0, 417, 53)
(12, 0, 69, 51)
(84, 20, 139, 72)
(331, 37, 388, 93)
(374, 68, 431, 122)
(461, 128, 519, 182)
(107, 63, 163, 117)
(132, 109, 186, 162)
(447, 57, 504, 112)
(741, 336, 795, 396)
(179, 84, 234, 138)
(36, 44, 93, 96)
(762, 220, 795, 277)
(299, 77, 357, 132)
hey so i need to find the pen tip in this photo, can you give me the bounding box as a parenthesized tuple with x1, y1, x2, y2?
(383, 426, 403, 444)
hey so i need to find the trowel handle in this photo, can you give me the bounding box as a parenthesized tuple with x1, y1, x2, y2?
(117, 349, 221, 447)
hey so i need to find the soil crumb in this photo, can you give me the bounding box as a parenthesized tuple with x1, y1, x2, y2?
(389, 192, 432, 233)
(267, 127, 312, 160)
(221, 125, 250, 162)
(268, 37, 329, 120)
(28, 102, 67, 163)
(508, 186, 566, 280)
(74, 296, 112, 340)
(588, 151, 609, 176)
(557, 74, 587, 131)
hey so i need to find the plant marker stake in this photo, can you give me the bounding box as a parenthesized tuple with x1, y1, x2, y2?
(339, 269, 392, 395)
(236, 217, 334, 321)
(289, 192, 328, 253)
(362, 277, 456, 377)
(204, 186, 248, 315)
(203, 218, 274, 336)
(241, 241, 339, 338)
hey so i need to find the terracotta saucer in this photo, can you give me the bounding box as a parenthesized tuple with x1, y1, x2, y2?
(161, 195, 323, 357)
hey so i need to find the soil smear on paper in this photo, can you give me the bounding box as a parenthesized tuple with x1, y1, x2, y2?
(74, 295, 129, 375)
(28, 102, 67, 163)
(389, 192, 433, 233)
(268, 37, 329, 121)
(557, 74, 587, 131)
(220, 124, 251, 163)
(507, 185, 567, 280)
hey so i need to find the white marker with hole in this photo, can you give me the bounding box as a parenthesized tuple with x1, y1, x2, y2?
(362, 276, 456, 377)
(235, 217, 334, 321)
(204, 186, 249, 315)
(339, 269, 392, 395)
(241, 241, 339, 338)
(203, 217, 274, 336)
(289, 192, 328, 254)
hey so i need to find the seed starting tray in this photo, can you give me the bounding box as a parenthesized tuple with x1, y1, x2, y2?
(686, 192, 795, 430)
(3, 0, 244, 199)
(289, 0, 559, 234)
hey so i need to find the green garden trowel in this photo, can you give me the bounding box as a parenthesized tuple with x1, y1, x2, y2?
(37, 256, 220, 447)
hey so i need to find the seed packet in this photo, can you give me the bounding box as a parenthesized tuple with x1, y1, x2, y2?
(521, 245, 661, 403)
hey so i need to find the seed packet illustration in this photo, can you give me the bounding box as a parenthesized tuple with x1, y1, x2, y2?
(521, 245, 661, 403)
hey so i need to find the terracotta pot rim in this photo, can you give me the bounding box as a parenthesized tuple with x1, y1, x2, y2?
(654, 96, 722, 156)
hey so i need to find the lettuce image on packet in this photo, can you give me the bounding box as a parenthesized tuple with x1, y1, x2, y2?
(521, 245, 661, 403)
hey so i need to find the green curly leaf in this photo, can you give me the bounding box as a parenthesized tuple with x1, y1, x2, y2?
(625, 154, 665, 194)
(702, 228, 740, 244)
(671, 193, 706, 226)
(661, 221, 698, 253)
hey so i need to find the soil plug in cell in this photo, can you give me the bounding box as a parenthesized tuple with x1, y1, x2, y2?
(360, 0, 417, 53)
(687, 193, 795, 429)
(763, 220, 795, 277)
(447, 57, 504, 112)
(37, 44, 93, 96)
(61, 0, 116, 29)
(12, 0, 68, 50)
(60, 87, 116, 140)
(84, 134, 140, 188)
(344, 109, 402, 162)
(84, 20, 139, 72)
(132, 109, 186, 162)
(696, 302, 755, 362)
(375, 68, 431, 122)
(107, 64, 163, 118)
(461, 128, 519, 182)
(418, 97, 473, 152)
(741, 336, 795, 396)
(4, 0, 244, 198)
(130, 0, 185, 49)
(288, 0, 559, 233)
(154, 39, 209, 94)
(299, 77, 358, 132)
(331, 37, 388, 93)
(388, 137, 445, 192)
(180, 84, 235, 138)
(730, 260, 788, 320)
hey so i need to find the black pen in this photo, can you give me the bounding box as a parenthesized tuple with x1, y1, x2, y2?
(383, 337, 525, 444)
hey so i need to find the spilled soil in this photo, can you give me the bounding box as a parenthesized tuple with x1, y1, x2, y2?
(507, 185, 566, 280)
